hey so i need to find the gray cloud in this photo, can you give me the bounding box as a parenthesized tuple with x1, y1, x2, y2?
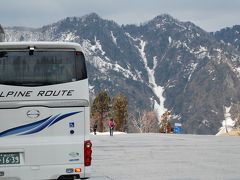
(0, 0, 239, 31)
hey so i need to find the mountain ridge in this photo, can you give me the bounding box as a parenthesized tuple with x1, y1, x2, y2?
(2, 13, 240, 134)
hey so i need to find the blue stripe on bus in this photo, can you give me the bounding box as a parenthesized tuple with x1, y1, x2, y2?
(0, 111, 81, 137)
(19, 114, 61, 135)
(0, 116, 51, 137)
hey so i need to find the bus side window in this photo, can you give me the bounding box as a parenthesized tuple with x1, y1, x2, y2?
(76, 53, 87, 80)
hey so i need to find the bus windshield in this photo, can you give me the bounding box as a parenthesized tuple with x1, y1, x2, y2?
(0, 51, 87, 86)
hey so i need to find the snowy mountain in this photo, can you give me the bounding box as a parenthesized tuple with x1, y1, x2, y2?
(213, 25, 240, 51)
(3, 13, 240, 134)
(124, 15, 240, 134)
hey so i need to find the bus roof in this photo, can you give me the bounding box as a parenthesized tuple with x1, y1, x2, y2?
(0, 41, 82, 51)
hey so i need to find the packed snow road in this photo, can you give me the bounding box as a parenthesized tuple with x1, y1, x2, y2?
(90, 133, 240, 180)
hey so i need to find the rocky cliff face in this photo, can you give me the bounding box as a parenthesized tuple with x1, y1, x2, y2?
(213, 25, 240, 51)
(3, 13, 240, 134)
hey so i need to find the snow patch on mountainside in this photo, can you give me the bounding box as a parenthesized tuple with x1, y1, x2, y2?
(89, 55, 138, 80)
(153, 56, 158, 69)
(91, 37, 106, 56)
(137, 39, 167, 119)
(168, 36, 172, 44)
(194, 46, 211, 59)
(61, 32, 78, 41)
(111, 31, 117, 45)
(187, 63, 198, 81)
(216, 106, 235, 135)
(81, 39, 139, 80)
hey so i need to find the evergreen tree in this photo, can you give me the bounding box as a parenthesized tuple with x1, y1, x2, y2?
(91, 91, 111, 132)
(112, 93, 128, 131)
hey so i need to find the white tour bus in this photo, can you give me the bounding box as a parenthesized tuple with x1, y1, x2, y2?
(0, 42, 92, 180)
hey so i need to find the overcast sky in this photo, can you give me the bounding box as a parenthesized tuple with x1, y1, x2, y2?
(0, 0, 240, 32)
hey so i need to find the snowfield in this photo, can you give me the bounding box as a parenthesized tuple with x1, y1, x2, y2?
(90, 133, 240, 180)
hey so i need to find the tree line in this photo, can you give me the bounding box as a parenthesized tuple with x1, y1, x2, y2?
(90, 90, 178, 134)
(91, 90, 128, 132)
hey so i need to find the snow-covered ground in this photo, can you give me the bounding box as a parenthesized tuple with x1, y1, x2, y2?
(90, 133, 240, 180)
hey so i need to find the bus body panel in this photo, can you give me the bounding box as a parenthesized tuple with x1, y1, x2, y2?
(0, 107, 85, 164)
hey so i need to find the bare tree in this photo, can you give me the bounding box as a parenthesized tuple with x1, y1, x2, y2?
(141, 111, 159, 133)
(159, 111, 172, 133)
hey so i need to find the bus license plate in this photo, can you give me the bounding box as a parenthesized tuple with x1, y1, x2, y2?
(0, 153, 20, 165)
